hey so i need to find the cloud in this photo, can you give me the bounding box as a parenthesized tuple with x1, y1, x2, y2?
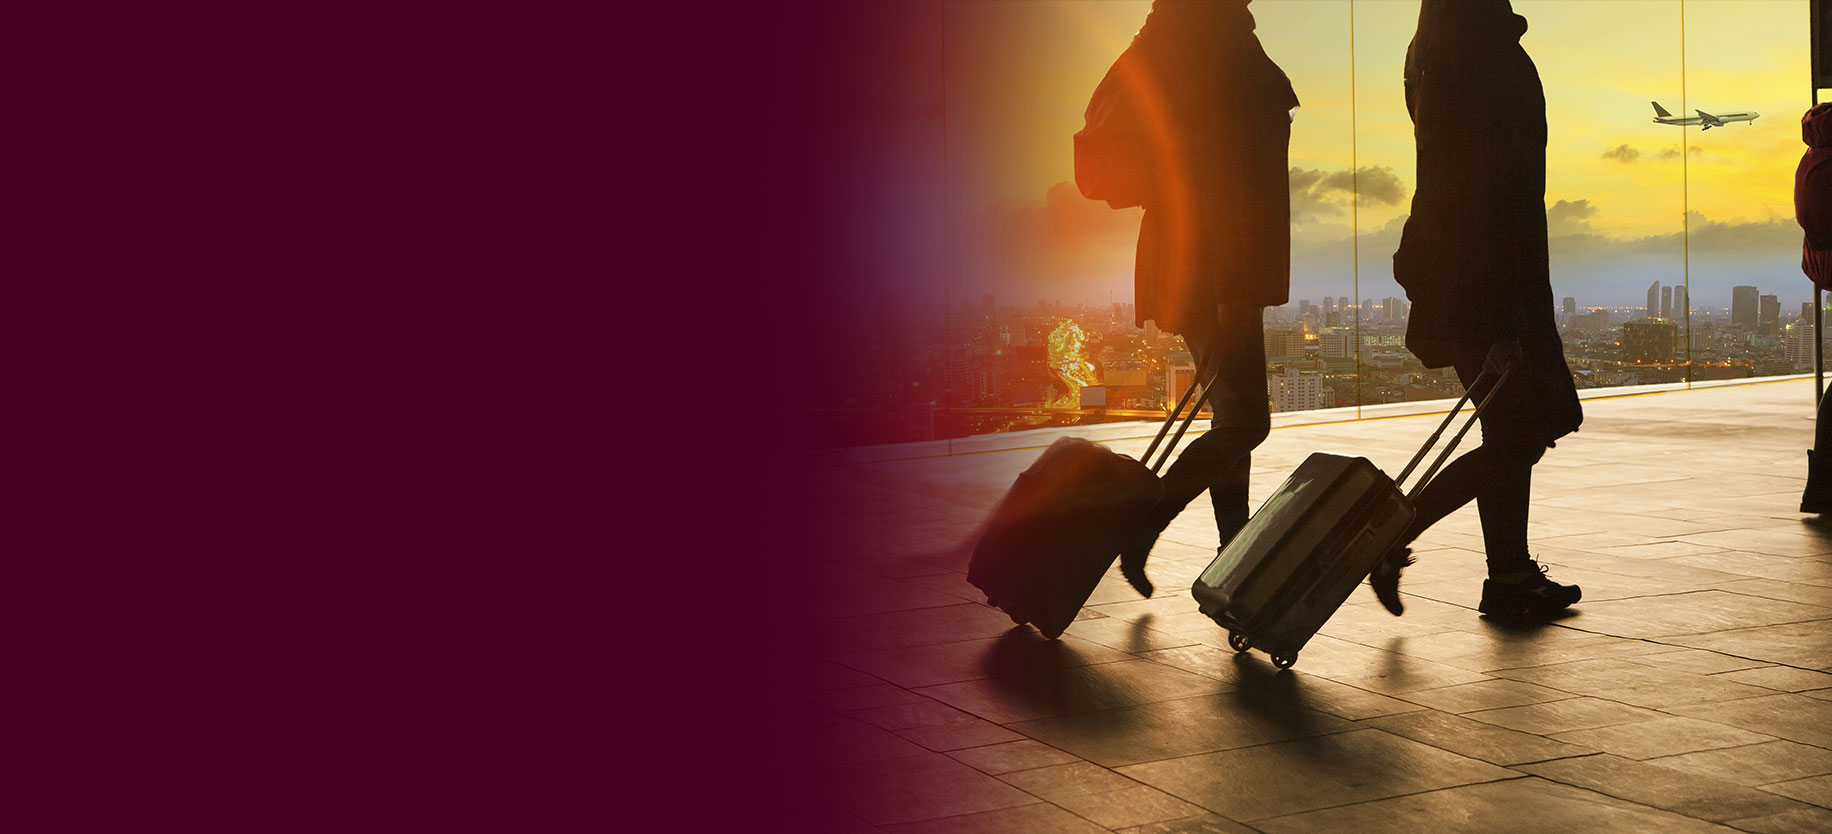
(1602, 144, 1640, 163)
(1598, 144, 1705, 162)
(973, 181, 1141, 299)
(1547, 199, 1599, 236)
(1289, 165, 1408, 223)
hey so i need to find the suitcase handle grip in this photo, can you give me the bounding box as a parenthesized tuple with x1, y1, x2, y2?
(1394, 365, 1514, 500)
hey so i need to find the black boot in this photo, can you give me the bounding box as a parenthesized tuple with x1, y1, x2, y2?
(1119, 507, 1172, 598)
(1803, 450, 1832, 514)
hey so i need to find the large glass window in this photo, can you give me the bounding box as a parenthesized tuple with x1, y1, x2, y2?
(823, 0, 1818, 451)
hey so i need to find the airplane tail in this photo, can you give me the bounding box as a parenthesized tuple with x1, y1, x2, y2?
(1652, 101, 1672, 118)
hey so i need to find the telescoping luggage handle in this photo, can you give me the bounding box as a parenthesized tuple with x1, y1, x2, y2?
(1140, 360, 1227, 476)
(1393, 365, 1516, 500)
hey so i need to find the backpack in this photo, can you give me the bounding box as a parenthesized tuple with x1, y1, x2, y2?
(1074, 47, 1154, 210)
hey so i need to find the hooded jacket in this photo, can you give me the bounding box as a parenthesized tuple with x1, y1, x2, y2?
(1797, 102, 1832, 290)
(1129, 0, 1298, 337)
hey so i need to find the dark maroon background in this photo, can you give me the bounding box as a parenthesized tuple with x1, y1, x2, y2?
(12, 1, 950, 830)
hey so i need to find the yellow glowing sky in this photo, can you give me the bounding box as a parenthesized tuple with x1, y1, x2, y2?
(946, 0, 1809, 240)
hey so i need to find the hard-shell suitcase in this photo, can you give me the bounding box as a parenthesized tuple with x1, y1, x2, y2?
(969, 364, 1220, 638)
(1191, 368, 1513, 668)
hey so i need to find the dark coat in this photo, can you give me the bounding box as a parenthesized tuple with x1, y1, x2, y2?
(1393, 0, 1579, 444)
(1797, 102, 1832, 290)
(1131, 0, 1297, 338)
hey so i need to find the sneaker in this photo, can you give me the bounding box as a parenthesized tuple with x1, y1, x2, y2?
(1368, 547, 1413, 616)
(1479, 560, 1582, 620)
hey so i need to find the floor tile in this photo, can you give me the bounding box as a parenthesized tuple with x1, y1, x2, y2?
(998, 761, 1138, 802)
(1052, 785, 1208, 830)
(1712, 666, 1832, 693)
(1395, 679, 1576, 713)
(1723, 807, 1832, 834)
(1647, 740, 1832, 787)
(1010, 691, 1354, 768)
(918, 659, 1230, 724)
(1762, 774, 1832, 807)
(1665, 621, 1832, 669)
(1670, 694, 1832, 748)
(1251, 777, 1738, 834)
(1117, 728, 1517, 821)
(947, 740, 1082, 775)
(1493, 658, 1777, 709)
(1465, 696, 1666, 735)
(1548, 717, 1774, 760)
(1624, 648, 1772, 675)
(1551, 591, 1831, 640)
(1118, 814, 1258, 833)
(897, 718, 1024, 752)
(1134, 645, 1426, 719)
(1360, 708, 1596, 765)
(1517, 754, 1809, 822)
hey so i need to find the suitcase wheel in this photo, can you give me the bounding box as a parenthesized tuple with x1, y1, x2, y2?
(1271, 652, 1298, 670)
(1227, 630, 1250, 653)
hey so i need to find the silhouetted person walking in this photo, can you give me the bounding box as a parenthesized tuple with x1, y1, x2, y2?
(1117, 0, 1297, 597)
(1369, 0, 1582, 619)
(1797, 103, 1832, 514)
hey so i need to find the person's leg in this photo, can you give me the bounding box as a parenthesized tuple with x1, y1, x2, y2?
(1473, 441, 1541, 575)
(1475, 441, 1580, 618)
(1121, 308, 1268, 596)
(1805, 391, 1832, 513)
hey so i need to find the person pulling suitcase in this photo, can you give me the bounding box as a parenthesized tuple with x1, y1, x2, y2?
(1076, 0, 1298, 598)
(1370, 0, 1581, 621)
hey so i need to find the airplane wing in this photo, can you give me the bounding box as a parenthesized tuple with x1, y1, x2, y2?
(1696, 109, 1720, 122)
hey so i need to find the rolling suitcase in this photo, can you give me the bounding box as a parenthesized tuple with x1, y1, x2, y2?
(969, 363, 1221, 639)
(1190, 367, 1513, 668)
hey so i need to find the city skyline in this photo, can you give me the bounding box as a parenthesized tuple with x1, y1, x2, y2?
(943, 1, 1811, 333)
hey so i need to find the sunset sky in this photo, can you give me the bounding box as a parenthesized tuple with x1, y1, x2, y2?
(945, 0, 1813, 316)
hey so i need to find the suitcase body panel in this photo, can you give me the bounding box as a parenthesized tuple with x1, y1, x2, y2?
(969, 436, 1162, 638)
(1191, 453, 1416, 661)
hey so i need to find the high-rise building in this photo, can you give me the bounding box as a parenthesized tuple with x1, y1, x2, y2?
(1322, 297, 1334, 316)
(1562, 297, 1577, 315)
(1264, 329, 1309, 359)
(1339, 296, 1350, 311)
(1673, 285, 1687, 319)
(1622, 319, 1678, 363)
(1761, 294, 1781, 335)
(1661, 286, 1672, 319)
(1788, 322, 1829, 370)
(1569, 309, 1610, 332)
(1318, 331, 1352, 358)
(1732, 285, 1760, 330)
(1299, 299, 1312, 318)
(1267, 368, 1332, 413)
(1384, 297, 1399, 321)
(1168, 359, 1199, 412)
(1646, 280, 1660, 320)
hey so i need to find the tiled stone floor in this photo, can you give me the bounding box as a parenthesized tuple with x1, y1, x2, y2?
(776, 378, 1832, 832)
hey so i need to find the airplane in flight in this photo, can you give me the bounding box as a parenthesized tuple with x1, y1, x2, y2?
(1652, 101, 1758, 130)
